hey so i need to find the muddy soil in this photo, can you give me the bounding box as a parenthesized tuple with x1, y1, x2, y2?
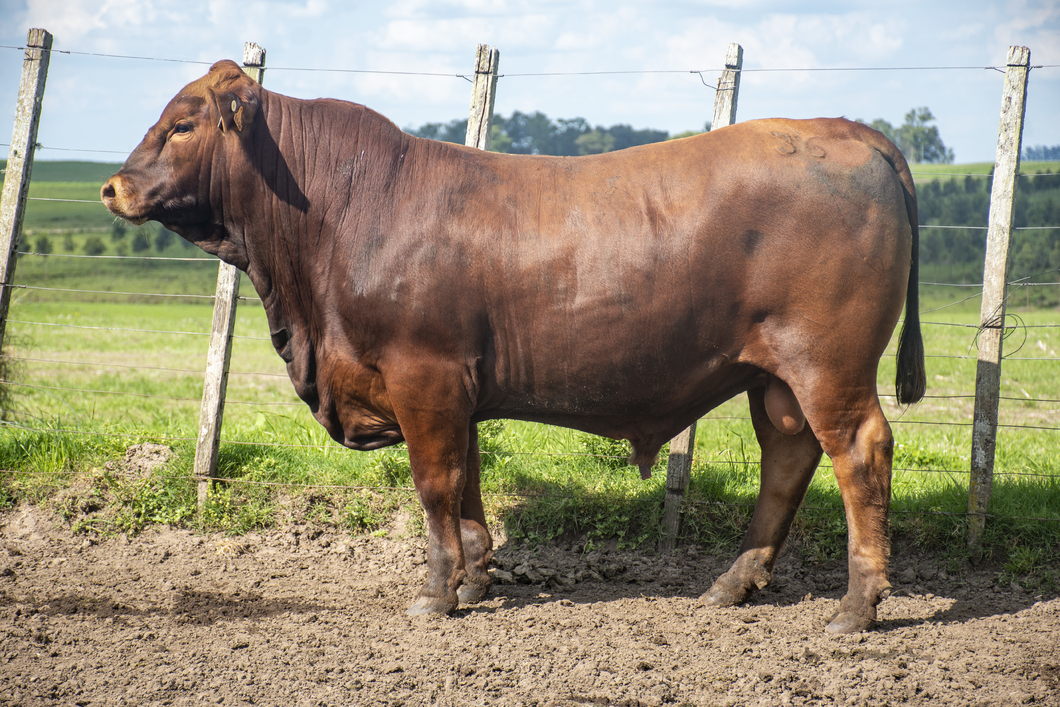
(1, 504, 1057, 707)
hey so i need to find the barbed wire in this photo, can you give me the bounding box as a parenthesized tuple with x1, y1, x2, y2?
(6, 318, 271, 341)
(8, 43, 1046, 76)
(16, 251, 220, 262)
(7, 352, 1058, 409)
(10, 283, 264, 305)
(911, 172, 1060, 178)
(1, 354, 288, 378)
(919, 224, 1060, 231)
(27, 197, 108, 204)
(924, 320, 1060, 329)
(15, 284, 218, 300)
(0, 44, 214, 65)
(6, 381, 300, 407)
(23, 144, 129, 155)
(9, 352, 1059, 405)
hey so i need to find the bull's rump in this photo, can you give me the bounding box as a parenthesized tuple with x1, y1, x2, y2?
(426, 118, 914, 423)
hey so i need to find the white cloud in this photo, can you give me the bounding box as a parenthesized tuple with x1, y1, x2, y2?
(23, 0, 158, 43)
(992, 0, 1060, 64)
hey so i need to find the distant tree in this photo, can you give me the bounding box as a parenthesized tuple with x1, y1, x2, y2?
(62, 234, 75, 252)
(489, 124, 512, 153)
(131, 230, 151, 253)
(552, 117, 592, 155)
(1023, 145, 1060, 161)
(867, 118, 897, 143)
(408, 111, 679, 156)
(154, 226, 175, 252)
(575, 129, 616, 155)
(111, 221, 126, 242)
(501, 111, 560, 154)
(83, 236, 106, 256)
(406, 119, 467, 144)
(606, 123, 670, 151)
(859, 107, 953, 164)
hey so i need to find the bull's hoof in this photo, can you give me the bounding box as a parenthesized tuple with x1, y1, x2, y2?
(457, 580, 491, 605)
(406, 594, 458, 616)
(825, 611, 874, 634)
(701, 578, 748, 607)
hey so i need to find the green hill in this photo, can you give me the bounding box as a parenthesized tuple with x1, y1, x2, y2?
(0, 159, 124, 185)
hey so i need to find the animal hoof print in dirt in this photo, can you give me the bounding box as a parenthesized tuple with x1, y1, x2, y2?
(406, 595, 457, 616)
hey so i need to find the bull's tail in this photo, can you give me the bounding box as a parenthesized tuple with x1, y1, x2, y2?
(875, 131, 926, 405)
(895, 226, 926, 405)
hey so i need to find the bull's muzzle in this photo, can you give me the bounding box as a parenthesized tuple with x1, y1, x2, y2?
(100, 176, 147, 225)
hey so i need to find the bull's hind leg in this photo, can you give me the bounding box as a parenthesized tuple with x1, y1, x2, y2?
(704, 384, 823, 607)
(811, 400, 895, 634)
(457, 422, 493, 604)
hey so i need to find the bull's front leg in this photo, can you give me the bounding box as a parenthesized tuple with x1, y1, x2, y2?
(401, 409, 471, 616)
(456, 422, 494, 604)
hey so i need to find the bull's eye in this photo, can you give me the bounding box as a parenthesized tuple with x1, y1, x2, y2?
(173, 123, 193, 135)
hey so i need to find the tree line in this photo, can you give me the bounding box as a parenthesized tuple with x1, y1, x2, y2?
(409, 110, 694, 156)
(408, 106, 958, 164)
(918, 170, 1059, 300)
(1024, 145, 1060, 161)
(855, 107, 953, 164)
(31, 222, 185, 258)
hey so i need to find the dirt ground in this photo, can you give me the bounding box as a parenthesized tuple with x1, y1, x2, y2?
(1, 504, 1057, 707)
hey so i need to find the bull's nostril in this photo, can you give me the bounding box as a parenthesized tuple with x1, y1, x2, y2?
(101, 182, 116, 200)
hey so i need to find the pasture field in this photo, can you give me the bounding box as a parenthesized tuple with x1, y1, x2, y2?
(1, 291, 1057, 580)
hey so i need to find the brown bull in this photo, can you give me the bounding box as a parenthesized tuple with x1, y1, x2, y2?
(102, 60, 925, 633)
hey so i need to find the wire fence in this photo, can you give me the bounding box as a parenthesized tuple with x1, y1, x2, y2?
(1, 41, 1058, 530)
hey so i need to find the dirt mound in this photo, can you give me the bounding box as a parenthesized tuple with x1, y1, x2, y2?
(1, 504, 1057, 706)
(103, 443, 175, 477)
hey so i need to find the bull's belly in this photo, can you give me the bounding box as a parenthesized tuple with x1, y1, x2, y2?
(479, 360, 763, 444)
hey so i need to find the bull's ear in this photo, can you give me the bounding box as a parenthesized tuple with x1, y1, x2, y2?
(212, 89, 259, 134)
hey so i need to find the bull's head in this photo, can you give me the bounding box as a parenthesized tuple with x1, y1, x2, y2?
(101, 60, 260, 268)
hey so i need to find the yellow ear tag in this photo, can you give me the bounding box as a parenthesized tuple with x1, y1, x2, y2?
(231, 100, 238, 112)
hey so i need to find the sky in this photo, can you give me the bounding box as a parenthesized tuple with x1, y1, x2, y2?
(1, 0, 1058, 165)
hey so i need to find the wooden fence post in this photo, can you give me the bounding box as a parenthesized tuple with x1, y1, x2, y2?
(0, 28, 52, 355)
(195, 42, 265, 510)
(466, 44, 500, 150)
(966, 45, 1030, 552)
(711, 43, 743, 132)
(659, 42, 743, 554)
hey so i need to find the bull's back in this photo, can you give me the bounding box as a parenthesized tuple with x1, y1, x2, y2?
(458, 119, 912, 406)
